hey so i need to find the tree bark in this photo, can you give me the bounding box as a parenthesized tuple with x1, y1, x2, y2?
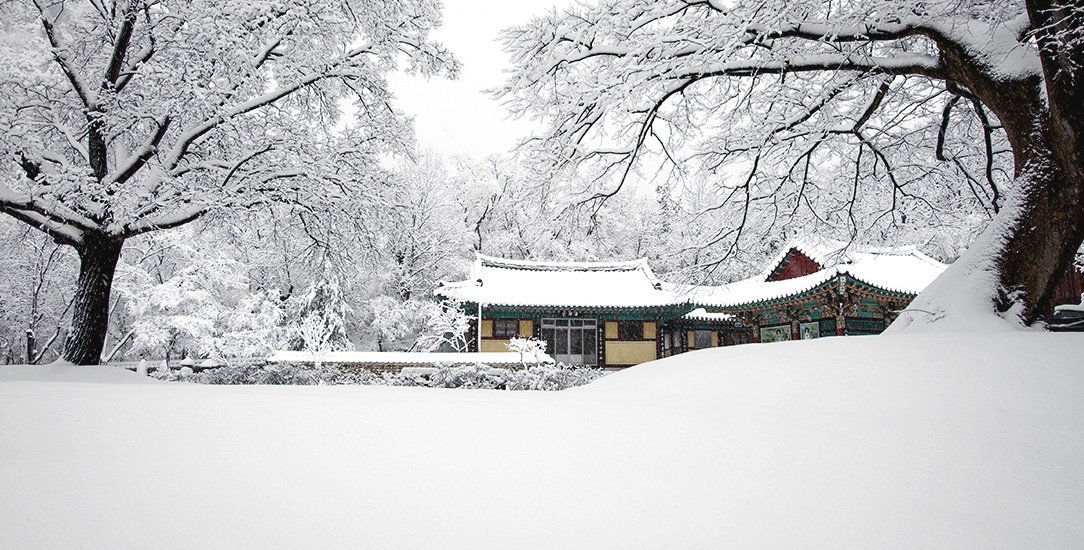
(992, 128, 1084, 324)
(62, 234, 124, 365)
(936, 23, 1084, 325)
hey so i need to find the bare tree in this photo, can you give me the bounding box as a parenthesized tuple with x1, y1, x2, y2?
(0, 0, 458, 363)
(500, 0, 1084, 328)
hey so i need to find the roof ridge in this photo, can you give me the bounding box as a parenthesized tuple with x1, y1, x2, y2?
(475, 252, 650, 272)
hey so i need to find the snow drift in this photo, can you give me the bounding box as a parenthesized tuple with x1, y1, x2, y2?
(1, 331, 1082, 549)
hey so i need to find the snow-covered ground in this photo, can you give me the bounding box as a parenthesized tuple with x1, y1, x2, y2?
(2, 332, 1082, 549)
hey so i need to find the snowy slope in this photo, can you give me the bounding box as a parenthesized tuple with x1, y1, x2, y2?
(2, 332, 1083, 549)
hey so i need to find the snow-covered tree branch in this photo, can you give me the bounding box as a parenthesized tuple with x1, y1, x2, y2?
(0, 0, 459, 363)
(499, 0, 1084, 328)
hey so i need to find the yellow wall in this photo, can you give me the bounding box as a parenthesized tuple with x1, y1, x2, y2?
(605, 321, 618, 339)
(605, 341, 656, 365)
(480, 320, 493, 338)
(687, 331, 695, 348)
(480, 339, 511, 353)
(711, 331, 718, 347)
(643, 321, 656, 340)
(519, 320, 533, 337)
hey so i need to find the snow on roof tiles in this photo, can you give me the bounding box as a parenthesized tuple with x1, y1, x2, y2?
(439, 244, 946, 311)
(436, 253, 681, 308)
(684, 308, 736, 322)
(695, 240, 948, 308)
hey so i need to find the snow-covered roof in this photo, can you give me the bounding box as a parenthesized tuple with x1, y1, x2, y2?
(437, 243, 945, 313)
(268, 351, 555, 366)
(694, 240, 948, 308)
(683, 308, 736, 323)
(436, 253, 682, 309)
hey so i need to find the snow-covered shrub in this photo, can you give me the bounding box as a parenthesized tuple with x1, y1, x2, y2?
(149, 360, 375, 386)
(505, 336, 548, 367)
(505, 363, 607, 391)
(113, 226, 289, 363)
(153, 360, 606, 390)
(425, 363, 506, 389)
(415, 299, 471, 352)
(286, 264, 355, 354)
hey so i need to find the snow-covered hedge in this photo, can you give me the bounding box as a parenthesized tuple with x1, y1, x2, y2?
(149, 361, 606, 390)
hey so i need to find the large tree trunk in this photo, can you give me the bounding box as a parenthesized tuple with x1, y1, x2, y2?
(893, 18, 1084, 331)
(993, 134, 1084, 324)
(1007, 0, 1084, 323)
(986, 1, 1084, 324)
(62, 234, 124, 365)
(920, 20, 1084, 327)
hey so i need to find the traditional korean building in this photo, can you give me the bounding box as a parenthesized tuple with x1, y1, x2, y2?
(435, 254, 689, 368)
(437, 241, 947, 368)
(684, 238, 948, 344)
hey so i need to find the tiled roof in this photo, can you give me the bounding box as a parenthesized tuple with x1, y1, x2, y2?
(438, 243, 947, 312)
(692, 240, 948, 308)
(436, 253, 681, 308)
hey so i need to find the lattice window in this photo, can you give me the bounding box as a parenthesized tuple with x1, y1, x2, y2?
(617, 321, 643, 340)
(493, 319, 519, 339)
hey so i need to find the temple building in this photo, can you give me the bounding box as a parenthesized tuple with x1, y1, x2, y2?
(435, 255, 688, 368)
(685, 239, 948, 344)
(436, 240, 948, 368)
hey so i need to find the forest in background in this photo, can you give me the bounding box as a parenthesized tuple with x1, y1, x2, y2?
(5, 0, 1084, 363)
(0, 145, 990, 365)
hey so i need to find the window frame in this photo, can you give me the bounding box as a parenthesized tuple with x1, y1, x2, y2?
(541, 317, 598, 366)
(617, 321, 644, 340)
(493, 319, 519, 339)
(693, 329, 712, 349)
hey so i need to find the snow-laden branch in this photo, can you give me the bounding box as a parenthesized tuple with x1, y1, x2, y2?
(105, 116, 172, 187)
(158, 41, 378, 175)
(33, 0, 94, 109)
(754, 16, 1041, 81)
(687, 53, 943, 80)
(0, 185, 102, 236)
(0, 201, 85, 247)
(102, 2, 140, 88)
(117, 204, 207, 239)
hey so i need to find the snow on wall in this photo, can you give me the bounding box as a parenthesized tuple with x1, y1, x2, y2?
(267, 350, 555, 366)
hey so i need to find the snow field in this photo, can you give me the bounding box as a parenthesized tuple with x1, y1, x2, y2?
(1, 331, 1082, 549)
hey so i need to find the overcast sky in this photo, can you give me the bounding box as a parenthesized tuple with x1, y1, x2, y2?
(388, 0, 572, 160)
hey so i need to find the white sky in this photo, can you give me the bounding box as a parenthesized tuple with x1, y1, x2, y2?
(387, 0, 572, 159)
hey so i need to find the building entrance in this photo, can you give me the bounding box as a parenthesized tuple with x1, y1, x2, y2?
(540, 318, 598, 366)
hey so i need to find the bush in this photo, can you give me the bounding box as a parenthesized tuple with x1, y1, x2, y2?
(149, 360, 606, 390)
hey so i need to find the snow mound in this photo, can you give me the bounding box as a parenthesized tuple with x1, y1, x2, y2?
(0, 363, 161, 384)
(1, 332, 1082, 549)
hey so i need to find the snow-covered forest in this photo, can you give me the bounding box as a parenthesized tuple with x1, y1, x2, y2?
(7, 0, 1073, 364)
(3, 1, 1084, 548)
(1, 139, 1002, 365)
